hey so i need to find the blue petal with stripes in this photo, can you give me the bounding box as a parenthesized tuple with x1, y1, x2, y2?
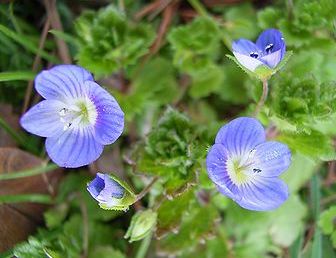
(20, 65, 124, 168)
(206, 117, 291, 211)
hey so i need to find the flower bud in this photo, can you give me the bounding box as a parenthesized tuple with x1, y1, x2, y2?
(87, 173, 136, 211)
(125, 209, 157, 242)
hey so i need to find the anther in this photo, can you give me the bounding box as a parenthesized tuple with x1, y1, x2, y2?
(253, 168, 262, 173)
(265, 43, 274, 53)
(63, 122, 72, 131)
(249, 52, 259, 58)
(59, 108, 68, 116)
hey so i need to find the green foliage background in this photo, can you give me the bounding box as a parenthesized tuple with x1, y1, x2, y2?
(0, 0, 335, 257)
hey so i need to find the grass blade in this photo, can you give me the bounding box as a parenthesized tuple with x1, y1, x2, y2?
(310, 175, 323, 258)
(0, 115, 38, 154)
(0, 115, 28, 147)
(0, 163, 58, 181)
(49, 29, 79, 46)
(0, 194, 52, 204)
(0, 24, 59, 63)
(0, 71, 36, 82)
(311, 228, 322, 258)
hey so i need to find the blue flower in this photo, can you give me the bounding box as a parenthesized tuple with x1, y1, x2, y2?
(232, 29, 286, 72)
(206, 117, 291, 211)
(87, 173, 125, 205)
(20, 65, 124, 168)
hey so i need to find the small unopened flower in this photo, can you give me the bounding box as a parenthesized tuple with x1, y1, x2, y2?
(232, 29, 286, 72)
(20, 65, 124, 168)
(87, 173, 136, 211)
(206, 117, 291, 211)
(125, 209, 157, 242)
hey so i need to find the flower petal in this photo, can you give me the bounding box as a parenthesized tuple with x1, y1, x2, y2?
(45, 126, 103, 168)
(259, 48, 283, 68)
(96, 173, 124, 203)
(216, 184, 239, 202)
(256, 28, 285, 59)
(85, 81, 124, 145)
(233, 52, 265, 71)
(250, 141, 291, 177)
(87, 173, 105, 198)
(35, 65, 94, 100)
(206, 144, 233, 188)
(232, 39, 260, 55)
(215, 117, 266, 157)
(20, 100, 65, 137)
(237, 177, 289, 211)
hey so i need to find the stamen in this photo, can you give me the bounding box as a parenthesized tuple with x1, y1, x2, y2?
(58, 99, 97, 130)
(265, 43, 274, 53)
(63, 122, 72, 131)
(59, 108, 68, 116)
(249, 52, 259, 58)
(253, 168, 262, 173)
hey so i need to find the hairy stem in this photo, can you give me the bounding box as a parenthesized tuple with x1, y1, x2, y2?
(254, 80, 269, 117)
(135, 233, 152, 258)
(78, 193, 89, 258)
(188, 0, 208, 16)
(136, 177, 159, 202)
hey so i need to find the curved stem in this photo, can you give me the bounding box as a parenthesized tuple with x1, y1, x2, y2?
(78, 192, 89, 258)
(135, 233, 152, 258)
(136, 177, 159, 202)
(254, 80, 269, 117)
(188, 0, 208, 16)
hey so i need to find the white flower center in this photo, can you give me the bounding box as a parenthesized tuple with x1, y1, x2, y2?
(226, 150, 262, 186)
(58, 98, 97, 130)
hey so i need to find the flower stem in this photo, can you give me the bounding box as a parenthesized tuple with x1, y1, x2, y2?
(136, 177, 159, 202)
(135, 233, 152, 258)
(254, 80, 269, 117)
(188, 0, 208, 16)
(78, 193, 89, 258)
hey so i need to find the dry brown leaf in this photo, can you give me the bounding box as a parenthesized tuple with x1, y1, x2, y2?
(0, 104, 20, 148)
(0, 147, 62, 253)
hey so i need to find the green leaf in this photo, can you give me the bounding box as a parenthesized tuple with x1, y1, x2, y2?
(75, 5, 154, 77)
(319, 206, 336, 235)
(225, 194, 306, 256)
(156, 189, 194, 238)
(257, 7, 282, 29)
(277, 130, 336, 161)
(168, 16, 220, 75)
(121, 57, 179, 120)
(125, 209, 157, 242)
(268, 195, 307, 247)
(189, 64, 224, 99)
(0, 71, 36, 82)
(89, 246, 125, 258)
(157, 204, 220, 256)
(134, 108, 205, 197)
(44, 203, 69, 229)
(13, 236, 54, 258)
(0, 24, 58, 63)
(221, 3, 258, 43)
(318, 206, 336, 248)
(281, 153, 317, 192)
(168, 16, 220, 55)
